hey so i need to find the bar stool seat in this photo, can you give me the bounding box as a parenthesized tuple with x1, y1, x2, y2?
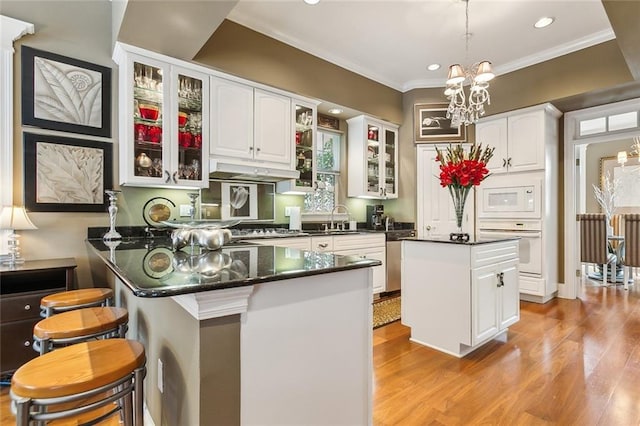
(40, 288, 113, 317)
(10, 339, 146, 425)
(33, 307, 128, 355)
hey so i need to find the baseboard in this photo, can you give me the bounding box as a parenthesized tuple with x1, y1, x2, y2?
(519, 292, 557, 304)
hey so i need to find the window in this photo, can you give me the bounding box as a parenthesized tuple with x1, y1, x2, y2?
(304, 128, 341, 212)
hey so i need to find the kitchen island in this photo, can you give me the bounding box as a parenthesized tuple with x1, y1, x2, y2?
(401, 237, 520, 358)
(88, 237, 379, 426)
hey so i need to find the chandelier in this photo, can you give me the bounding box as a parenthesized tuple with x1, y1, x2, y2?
(445, 0, 495, 128)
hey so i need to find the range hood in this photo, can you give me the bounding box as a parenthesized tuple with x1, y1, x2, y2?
(209, 159, 300, 182)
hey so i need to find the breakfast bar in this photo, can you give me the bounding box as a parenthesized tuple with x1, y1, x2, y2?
(88, 237, 379, 425)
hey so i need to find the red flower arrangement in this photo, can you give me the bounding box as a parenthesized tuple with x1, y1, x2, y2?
(434, 143, 494, 240)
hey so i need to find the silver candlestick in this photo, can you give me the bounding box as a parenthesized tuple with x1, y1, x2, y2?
(104, 190, 122, 241)
(187, 192, 200, 220)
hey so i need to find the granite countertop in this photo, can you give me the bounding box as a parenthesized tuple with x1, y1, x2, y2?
(403, 236, 520, 245)
(88, 238, 381, 298)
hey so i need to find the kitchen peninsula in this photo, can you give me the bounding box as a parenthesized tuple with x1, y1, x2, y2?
(401, 237, 520, 358)
(88, 237, 380, 425)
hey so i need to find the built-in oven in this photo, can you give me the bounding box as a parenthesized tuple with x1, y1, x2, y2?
(478, 177, 542, 219)
(478, 220, 542, 276)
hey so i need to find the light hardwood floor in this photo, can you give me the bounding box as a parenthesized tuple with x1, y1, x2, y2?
(2, 281, 639, 425)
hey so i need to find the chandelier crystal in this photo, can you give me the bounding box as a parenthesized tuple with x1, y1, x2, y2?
(445, 0, 495, 128)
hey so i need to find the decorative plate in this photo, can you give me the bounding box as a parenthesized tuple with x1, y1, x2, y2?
(143, 197, 176, 228)
(142, 247, 174, 279)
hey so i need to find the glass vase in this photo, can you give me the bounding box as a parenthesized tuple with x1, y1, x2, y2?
(450, 185, 471, 242)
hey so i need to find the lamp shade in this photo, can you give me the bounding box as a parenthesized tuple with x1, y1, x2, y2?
(618, 151, 628, 165)
(446, 64, 466, 85)
(0, 206, 37, 230)
(474, 61, 495, 82)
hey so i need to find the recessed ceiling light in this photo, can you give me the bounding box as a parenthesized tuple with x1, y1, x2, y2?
(327, 108, 343, 115)
(304, 0, 320, 4)
(534, 17, 554, 29)
(427, 63, 441, 71)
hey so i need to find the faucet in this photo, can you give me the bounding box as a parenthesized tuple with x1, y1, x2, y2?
(330, 204, 350, 230)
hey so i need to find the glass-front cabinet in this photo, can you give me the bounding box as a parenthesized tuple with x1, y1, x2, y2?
(346, 115, 398, 199)
(113, 43, 209, 188)
(276, 98, 319, 194)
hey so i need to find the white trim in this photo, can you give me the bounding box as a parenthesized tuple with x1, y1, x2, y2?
(563, 97, 640, 299)
(171, 286, 255, 320)
(0, 16, 34, 255)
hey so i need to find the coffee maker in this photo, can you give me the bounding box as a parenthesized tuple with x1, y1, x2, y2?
(366, 204, 385, 230)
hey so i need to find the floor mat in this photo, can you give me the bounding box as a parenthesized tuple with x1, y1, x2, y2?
(372, 297, 401, 328)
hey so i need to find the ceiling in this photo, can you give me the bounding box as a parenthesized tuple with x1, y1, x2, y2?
(226, 0, 615, 92)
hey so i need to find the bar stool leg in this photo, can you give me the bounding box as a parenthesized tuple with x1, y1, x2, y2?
(134, 366, 145, 425)
(12, 395, 31, 426)
(122, 390, 134, 426)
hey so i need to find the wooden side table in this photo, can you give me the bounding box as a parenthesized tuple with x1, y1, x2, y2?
(0, 258, 77, 374)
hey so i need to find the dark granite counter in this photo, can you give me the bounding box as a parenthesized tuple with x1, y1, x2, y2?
(88, 238, 380, 298)
(403, 236, 520, 245)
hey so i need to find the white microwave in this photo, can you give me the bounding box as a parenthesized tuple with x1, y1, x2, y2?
(478, 179, 541, 219)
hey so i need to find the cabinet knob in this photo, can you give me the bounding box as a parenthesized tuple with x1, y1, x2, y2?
(502, 158, 507, 167)
(24, 304, 31, 311)
(256, 147, 261, 152)
(249, 147, 254, 151)
(497, 272, 505, 287)
(172, 171, 178, 184)
(24, 341, 31, 347)
(426, 225, 432, 231)
(164, 170, 171, 184)
(507, 157, 512, 167)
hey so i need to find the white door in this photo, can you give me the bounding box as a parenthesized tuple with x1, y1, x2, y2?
(210, 76, 254, 159)
(476, 117, 508, 174)
(416, 145, 475, 239)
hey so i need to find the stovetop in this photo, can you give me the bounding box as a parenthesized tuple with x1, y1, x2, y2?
(230, 228, 309, 239)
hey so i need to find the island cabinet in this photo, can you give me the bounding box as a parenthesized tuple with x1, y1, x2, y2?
(347, 115, 399, 199)
(113, 42, 210, 188)
(402, 238, 519, 357)
(0, 258, 77, 374)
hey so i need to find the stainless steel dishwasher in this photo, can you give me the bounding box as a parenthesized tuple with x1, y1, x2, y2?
(385, 229, 415, 292)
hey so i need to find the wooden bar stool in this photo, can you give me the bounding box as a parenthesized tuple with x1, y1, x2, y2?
(33, 307, 128, 355)
(10, 339, 146, 425)
(40, 288, 113, 317)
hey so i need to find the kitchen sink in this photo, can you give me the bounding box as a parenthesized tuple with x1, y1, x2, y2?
(306, 230, 363, 236)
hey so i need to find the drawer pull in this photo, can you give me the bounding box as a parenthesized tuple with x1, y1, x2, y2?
(24, 304, 31, 311)
(24, 341, 31, 347)
(318, 243, 328, 249)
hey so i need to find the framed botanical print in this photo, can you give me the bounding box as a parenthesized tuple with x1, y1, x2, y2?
(21, 46, 111, 138)
(414, 103, 466, 143)
(23, 132, 113, 212)
(221, 182, 258, 220)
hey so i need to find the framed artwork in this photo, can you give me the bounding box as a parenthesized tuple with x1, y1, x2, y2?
(23, 132, 113, 212)
(414, 103, 466, 143)
(221, 183, 258, 220)
(600, 155, 640, 208)
(21, 46, 111, 138)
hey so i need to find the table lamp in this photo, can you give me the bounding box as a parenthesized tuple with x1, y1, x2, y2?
(0, 205, 37, 266)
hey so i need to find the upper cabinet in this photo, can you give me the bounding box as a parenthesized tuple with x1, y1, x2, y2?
(476, 104, 561, 174)
(113, 43, 210, 188)
(210, 76, 295, 170)
(347, 115, 398, 199)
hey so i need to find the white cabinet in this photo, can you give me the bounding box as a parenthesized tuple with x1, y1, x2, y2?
(113, 43, 210, 188)
(471, 259, 519, 345)
(475, 104, 561, 174)
(210, 76, 293, 169)
(347, 115, 398, 199)
(333, 233, 386, 294)
(402, 238, 519, 357)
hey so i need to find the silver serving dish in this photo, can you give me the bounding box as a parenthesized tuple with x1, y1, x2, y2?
(170, 228, 232, 251)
